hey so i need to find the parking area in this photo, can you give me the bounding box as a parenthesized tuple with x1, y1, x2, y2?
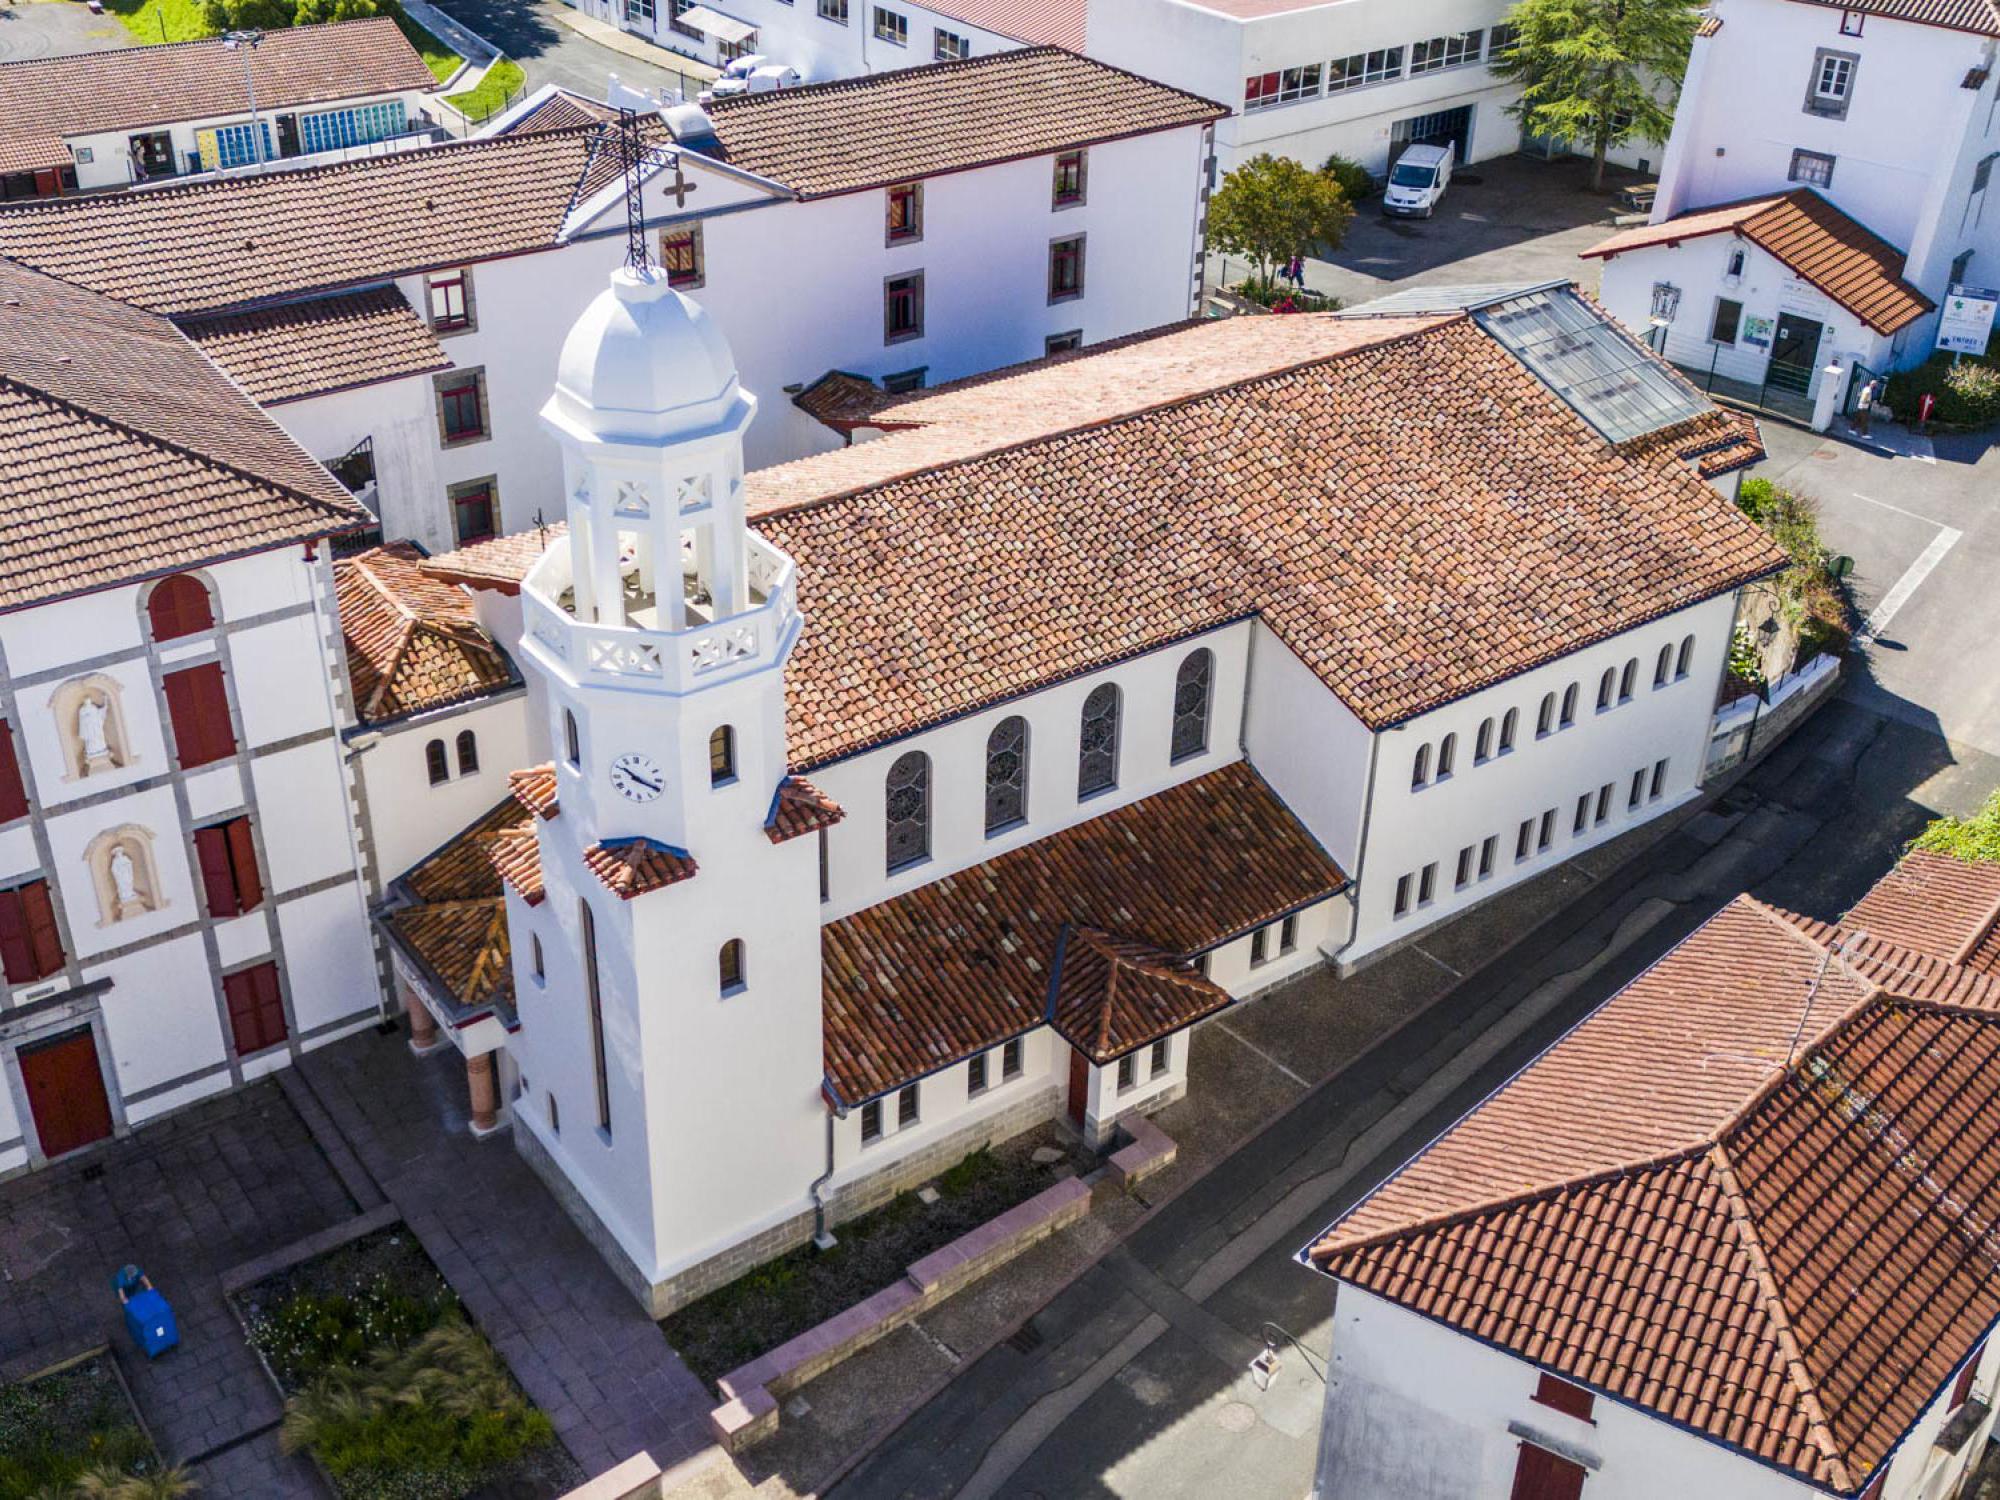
(0, 0, 130, 64)
(427, 0, 697, 99)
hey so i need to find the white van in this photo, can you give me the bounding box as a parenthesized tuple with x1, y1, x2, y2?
(1382, 142, 1455, 219)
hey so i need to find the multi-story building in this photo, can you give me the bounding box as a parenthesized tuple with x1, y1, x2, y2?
(0, 50, 1222, 552)
(0, 258, 378, 1172)
(1303, 847, 2000, 1500)
(0, 18, 440, 200)
(382, 270, 1779, 1314)
(1584, 0, 2000, 410)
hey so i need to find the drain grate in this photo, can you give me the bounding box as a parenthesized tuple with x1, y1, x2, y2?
(1005, 1321, 1044, 1355)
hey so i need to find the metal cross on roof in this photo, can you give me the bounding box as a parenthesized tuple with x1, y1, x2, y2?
(616, 108, 696, 272)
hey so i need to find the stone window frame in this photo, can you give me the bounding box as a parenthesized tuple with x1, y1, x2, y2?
(1052, 148, 1088, 209)
(434, 366, 491, 448)
(885, 180, 923, 246)
(448, 476, 500, 545)
(884, 271, 925, 345)
(660, 223, 704, 289)
(425, 267, 477, 336)
(83, 823, 165, 928)
(1048, 233, 1086, 305)
(49, 673, 136, 783)
(1804, 47, 1859, 119)
(1789, 147, 1837, 188)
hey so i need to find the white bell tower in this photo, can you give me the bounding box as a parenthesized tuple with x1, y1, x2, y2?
(510, 263, 825, 1314)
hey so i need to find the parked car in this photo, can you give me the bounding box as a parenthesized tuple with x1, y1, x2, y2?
(1382, 142, 1454, 219)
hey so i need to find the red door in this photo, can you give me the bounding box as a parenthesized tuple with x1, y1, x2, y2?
(19, 1029, 114, 1159)
(1067, 1046, 1089, 1126)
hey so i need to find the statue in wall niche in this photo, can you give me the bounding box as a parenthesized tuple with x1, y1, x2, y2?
(89, 825, 160, 925)
(109, 844, 147, 919)
(77, 692, 115, 772)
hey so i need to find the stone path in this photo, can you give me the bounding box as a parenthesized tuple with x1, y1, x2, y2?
(293, 1027, 716, 1476)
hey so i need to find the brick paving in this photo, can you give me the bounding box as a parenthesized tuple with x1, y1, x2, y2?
(293, 1025, 716, 1476)
(0, 1082, 358, 1497)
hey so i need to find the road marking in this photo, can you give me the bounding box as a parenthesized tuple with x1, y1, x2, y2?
(1860, 523, 1962, 644)
(1850, 491, 1951, 527)
(1211, 1020, 1312, 1090)
(1412, 944, 1463, 979)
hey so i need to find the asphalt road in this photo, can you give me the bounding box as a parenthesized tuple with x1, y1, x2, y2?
(428, 0, 693, 100)
(0, 0, 134, 64)
(832, 430, 1999, 1499)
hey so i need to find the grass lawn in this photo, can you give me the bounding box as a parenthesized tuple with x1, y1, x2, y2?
(105, 0, 463, 84)
(661, 1124, 1097, 1392)
(0, 1354, 172, 1499)
(444, 56, 526, 122)
(393, 11, 464, 84)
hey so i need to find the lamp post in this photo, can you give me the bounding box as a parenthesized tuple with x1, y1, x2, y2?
(222, 29, 266, 165)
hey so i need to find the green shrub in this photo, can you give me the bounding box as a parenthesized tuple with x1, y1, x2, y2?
(1884, 353, 2000, 426)
(1735, 480, 1850, 649)
(1910, 792, 2000, 863)
(1230, 274, 1338, 312)
(249, 1276, 449, 1390)
(1319, 153, 1375, 202)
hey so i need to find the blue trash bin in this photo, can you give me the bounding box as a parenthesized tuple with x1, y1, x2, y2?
(122, 1287, 177, 1357)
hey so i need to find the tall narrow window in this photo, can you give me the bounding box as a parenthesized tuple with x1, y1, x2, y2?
(1499, 708, 1518, 752)
(1078, 684, 1120, 797)
(1418, 863, 1437, 903)
(660, 224, 704, 289)
(1003, 1038, 1024, 1078)
(1597, 669, 1616, 712)
(1479, 835, 1496, 877)
(861, 1100, 882, 1143)
(885, 181, 922, 243)
(564, 710, 581, 767)
(531, 932, 545, 980)
(1597, 783, 1614, 824)
(1536, 694, 1555, 737)
(222, 961, 287, 1056)
(1574, 794, 1590, 834)
(1538, 809, 1556, 851)
(968, 1051, 988, 1095)
(1150, 1037, 1169, 1075)
(985, 716, 1028, 835)
(1619, 659, 1637, 702)
(885, 750, 931, 872)
(146, 574, 214, 641)
(580, 900, 610, 1134)
(1048, 235, 1085, 303)
(426, 268, 474, 331)
(709, 725, 736, 786)
(1436, 732, 1456, 779)
(455, 730, 479, 775)
(1394, 873, 1412, 916)
(162, 662, 235, 769)
(1560, 683, 1577, 726)
(1629, 770, 1646, 809)
(1475, 718, 1494, 762)
(0, 720, 27, 823)
(898, 1083, 920, 1126)
(1455, 845, 1473, 889)
(1412, 743, 1432, 789)
(194, 816, 262, 918)
(1676, 634, 1695, 679)
(0, 878, 63, 984)
(1171, 648, 1213, 762)
(1052, 149, 1087, 207)
(718, 938, 745, 996)
(1516, 819, 1533, 861)
(1654, 644, 1673, 687)
(1117, 1054, 1136, 1091)
(1651, 757, 1669, 798)
(449, 479, 496, 544)
(885, 272, 924, 343)
(426, 739, 449, 786)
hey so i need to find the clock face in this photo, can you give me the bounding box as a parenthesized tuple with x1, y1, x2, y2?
(609, 753, 665, 802)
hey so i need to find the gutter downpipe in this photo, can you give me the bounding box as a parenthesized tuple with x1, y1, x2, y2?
(1330, 725, 1391, 966)
(810, 1088, 845, 1250)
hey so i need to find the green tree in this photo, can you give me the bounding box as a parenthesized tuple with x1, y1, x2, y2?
(1490, 0, 1698, 192)
(1206, 152, 1354, 286)
(293, 0, 392, 25)
(203, 0, 299, 30)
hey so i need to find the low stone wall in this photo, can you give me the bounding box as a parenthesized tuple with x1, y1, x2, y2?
(1704, 653, 1841, 779)
(559, 1452, 663, 1500)
(708, 1174, 1095, 1452)
(1105, 1114, 1178, 1191)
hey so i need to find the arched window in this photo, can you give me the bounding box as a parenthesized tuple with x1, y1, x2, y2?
(709, 725, 735, 786)
(1536, 693, 1555, 738)
(719, 938, 746, 996)
(563, 710, 581, 766)
(146, 574, 214, 642)
(1170, 649, 1213, 763)
(1475, 718, 1494, 762)
(885, 750, 931, 872)
(1654, 644, 1673, 687)
(1619, 658, 1637, 701)
(1499, 708, 1518, 753)
(425, 739, 449, 786)
(456, 729, 479, 775)
(1560, 683, 1578, 727)
(1411, 742, 1431, 789)
(1436, 732, 1456, 779)
(1676, 634, 1695, 679)
(985, 716, 1029, 835)
(1078, 684, 1120, 797)
(1597, 668, 1616, 711)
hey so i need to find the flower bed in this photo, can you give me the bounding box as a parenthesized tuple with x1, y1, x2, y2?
(663, 1123, 1096, 1392)
(235, 1228, 580, 1500)
(0, 1352, 181, 1500)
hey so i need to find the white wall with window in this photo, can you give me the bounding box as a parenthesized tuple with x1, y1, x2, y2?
(347, 692, 532, 885)
(601, 0, 1032, 82)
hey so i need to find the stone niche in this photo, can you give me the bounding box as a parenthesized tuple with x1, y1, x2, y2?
(50, 673, 134, 781)
(85, 823, 165, 926)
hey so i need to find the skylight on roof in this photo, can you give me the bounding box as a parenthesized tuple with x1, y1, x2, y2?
(1473, 287, 1708, 445)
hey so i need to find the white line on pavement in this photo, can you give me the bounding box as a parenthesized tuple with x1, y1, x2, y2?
(1851, 491, 1950, 527)
(1212, 1020, 1313, 1090)
(1860, 524, 1963, 643)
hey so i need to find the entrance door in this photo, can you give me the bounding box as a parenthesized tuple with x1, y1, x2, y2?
(19, 1028, 114, 1160)
(1767, 313, 1824, 395)
(127, 131, 174, 182)
(275, 114, 301, 159)
(1066, 1047, 1089, 1126)
(1390, 105, 1474, 170)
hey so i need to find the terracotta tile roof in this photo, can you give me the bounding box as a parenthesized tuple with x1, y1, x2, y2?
(1841, 848, 2000, 967)
(508, 763, 561, 820)
(1583, 189, 1934, 335)
(1614, 408, 1766, 480)
(380, 798, 530, 1020)
(792, 371, 889, 433)
(177, 287, 450, 405)
(0, 127, 615, 317)
(0, 257, 368, 614)
(1305, 877, 2000, 1492)
(335, 543, 514, 724)
(0, 19, 436, 173)
(1049, 927, 1231, 1062)
(764, 776, 844, 843)
(489, 823, 545, 905)
(422, 523, 564, 596)
(821, 760, 1344, 1102)
(502, 87, 621, 134)
(1787, 0, 2000, 33)
(907, 0, 1086, 47)
(583, 837, 699, 899)
(693, 48, 1225, 199)
(1695, 10, 1723, 33)
(0, 134, 66, 176)
(753, 311, 1785, 767)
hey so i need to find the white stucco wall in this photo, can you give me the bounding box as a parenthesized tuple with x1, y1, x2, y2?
(356, 689, 533, 884)
(265, 376, 445, 552)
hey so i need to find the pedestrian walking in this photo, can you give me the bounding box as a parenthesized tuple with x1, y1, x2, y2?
(1852, 376, 1877, 438)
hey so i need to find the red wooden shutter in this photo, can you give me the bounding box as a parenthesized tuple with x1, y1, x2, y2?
(147, 575, 214, 641)
(164, 663, 234, 768)
(1953, 1341, 1986, 1410)
(223, 962, 287, 1055)
(0, 887, 32, 984)
(1533, 1374, 1595, 1422)
(0, 721, 26, 822)
(225, 818, 262, 912)
(1510, 1444, 1587, 1500)
(194, 825, 238, 917)
(20, 881, 61, 978)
